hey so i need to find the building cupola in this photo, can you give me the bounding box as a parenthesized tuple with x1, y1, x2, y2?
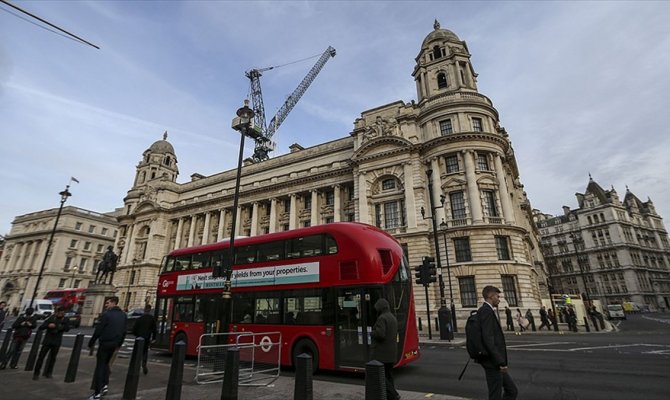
(133, 131, 179, 187)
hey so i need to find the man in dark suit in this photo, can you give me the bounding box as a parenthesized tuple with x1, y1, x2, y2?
(370, 298, 400, 400)
(478, 285, 518, 400)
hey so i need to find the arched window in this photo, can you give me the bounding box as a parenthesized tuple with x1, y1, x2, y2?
(164, 155, 171, 166)
(432, 45, 442, 60)
(437, 72, 448, 89)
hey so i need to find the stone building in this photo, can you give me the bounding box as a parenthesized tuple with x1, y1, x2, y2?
(0, 206, 119, 310)
(114, 21, 546, 322)
(535, 177, 670, 311)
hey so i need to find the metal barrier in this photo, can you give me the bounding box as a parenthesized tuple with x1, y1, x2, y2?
(196, 331, 281, 387)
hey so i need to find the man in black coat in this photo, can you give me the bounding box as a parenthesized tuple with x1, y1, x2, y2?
(87, 296, 127, 400)
(370, 298, 400, 400)
(33, 307, 70, 379)
(478, 285, 518, 400)
(132, 304, 157, 375)
(0, 307, 37, 369)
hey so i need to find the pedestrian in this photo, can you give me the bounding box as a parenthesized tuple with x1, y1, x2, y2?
(370, 298, 400, 400)
(0, 307, 37, 369)
(525, 309, 535, 331)
(87, 296, 127, 400)
(547, 309, 557, 329)
(0, 301, 7, 330)
(33, 307, 70, 379)
(566, 306, 578, 332)
(478, 286, 518, 400)
(504, 307, 514, 331)
(132, 304, 157, 375)
(538, 306, 550, 330)
(515, 308, 526, 332)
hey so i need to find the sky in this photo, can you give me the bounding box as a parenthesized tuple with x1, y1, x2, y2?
(1, 1, 669, 234)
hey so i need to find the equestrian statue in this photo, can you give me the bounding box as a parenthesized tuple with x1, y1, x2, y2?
(94, 246, 118, 285)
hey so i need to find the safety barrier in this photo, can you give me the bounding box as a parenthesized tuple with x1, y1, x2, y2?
(195, 331, 281, 387)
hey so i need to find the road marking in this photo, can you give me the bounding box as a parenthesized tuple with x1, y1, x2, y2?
(508, 342, 572, 348)
(642, 315, 670, 324)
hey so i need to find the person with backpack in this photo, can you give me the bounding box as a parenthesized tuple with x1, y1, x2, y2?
(475, 286, 518, 400)
(0, 307, 38, 369)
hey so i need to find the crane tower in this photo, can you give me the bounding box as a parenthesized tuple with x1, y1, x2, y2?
(245, 46, 336, 162)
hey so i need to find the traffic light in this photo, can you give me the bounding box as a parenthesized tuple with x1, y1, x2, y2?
(424, 256, 437, 284)
(414, 264, 427, 286)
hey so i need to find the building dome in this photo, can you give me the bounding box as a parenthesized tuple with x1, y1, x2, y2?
(422, 19, 460, 47)
(148, 131, 175, 154)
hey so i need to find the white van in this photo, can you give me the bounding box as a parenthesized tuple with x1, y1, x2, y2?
(20, 299, 54, 319)
(606, 304, 626, 320)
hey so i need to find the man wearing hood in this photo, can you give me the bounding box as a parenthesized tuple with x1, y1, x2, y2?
(370, 298, 400, 400)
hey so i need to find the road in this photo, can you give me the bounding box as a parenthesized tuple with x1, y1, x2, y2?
(5, 313, 669, 399)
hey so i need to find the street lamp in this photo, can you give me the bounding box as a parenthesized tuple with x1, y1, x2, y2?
(439, 220, 458, 333)
(29, 183, 72, 308)
(125, 258, 138, 310)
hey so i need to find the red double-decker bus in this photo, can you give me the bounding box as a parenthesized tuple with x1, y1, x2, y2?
(153, 222, 419, 371)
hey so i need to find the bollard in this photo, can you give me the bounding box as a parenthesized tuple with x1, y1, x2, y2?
(123, 337, 145, 400)
(221, 347, 240, 400)
(166, 341, 186, 400)
(435, 317, 439, 332)
(294, 353, 313, 400)
(365, 360, 387, 400)
(583, 317, 591, 332)
(64, 333, 85, 382)
(0, 328, 14, 365)
(25, 329, 44, 371)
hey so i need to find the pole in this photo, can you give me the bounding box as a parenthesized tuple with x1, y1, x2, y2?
(440, 229, 458, 333)
(29, 185, 71, 308)
(424, 285, 432, 340)
(125, 260, 136, 310)
(425, 170, 446, 307)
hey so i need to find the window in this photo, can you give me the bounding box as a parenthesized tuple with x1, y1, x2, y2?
(325, 216, 334, 224)
(303, 221, 311, 228)
(326, 191, 335, 206)
(88, 225, 96, 234)
(73, 280, 81, 288)
(439, 119, 453, 135)
(459, 276, 477, 307)
(445, 155, 459, 173)
(79, 258, 87, 272)
(97, 244, 104, 252)
(437, 72, 448, 89)
(284, 199, 291, 213)
(472, 117, 483, 132)
(496, 236, 511, 260)
(69, 239, 78, 249)
(130, 270, 136, 285)
(477, 153, 489, 171)
(64, 257, 73, 271)
(454, 237, 472, 262)
(483, 191, 498, 217)
(384, 201, 403, 229)
(501, 275, 518, 306)
(75, 222, 82, 231)
(84, 241, 92, 251)
(304, 195, 312, 210)
(382, 178, 396, 191)
(450, 191, 467, 219)
(58, 279, 67, 288)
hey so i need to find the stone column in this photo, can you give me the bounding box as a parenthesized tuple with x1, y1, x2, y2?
(187, 215, 196, 247)
(311, 190, 319, 227)
(125, 224, 137, 264)
(358, 172, 369, 224)
(269, 198, 277, 233)
(174, 218, 183, 249)
(217, 210, 226, 241)
(333, 185, 341, 222)
(403, 162, 417, 230)
(464, 151, 483, 223)
(251, 202, 259, 236)
(202, 212, 211, 244)
(494, 153, 515, 224)
(289, 194, 297, 230)
(19, 241, 32, 271)
(431, 158, 446, 223)
(235, 206, 242, 236)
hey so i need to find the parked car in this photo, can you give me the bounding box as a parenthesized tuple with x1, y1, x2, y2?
(64, 311, 81, 328)
(126, 308, 145, 334)
(606, 304, 627, 320)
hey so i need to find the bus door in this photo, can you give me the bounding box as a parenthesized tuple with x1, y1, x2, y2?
(335, 288, 383, 368)
(155, 297, 174, 349)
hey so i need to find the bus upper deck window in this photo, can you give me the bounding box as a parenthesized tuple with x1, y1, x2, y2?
(325, 235, 338, 254)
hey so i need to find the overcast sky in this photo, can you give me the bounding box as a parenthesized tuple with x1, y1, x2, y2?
(1, 1, 669, 234)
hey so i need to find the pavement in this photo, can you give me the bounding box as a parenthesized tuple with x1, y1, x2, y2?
(0, 321, 612, 400)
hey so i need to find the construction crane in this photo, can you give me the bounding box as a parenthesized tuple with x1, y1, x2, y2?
(245, 46, 336, 162)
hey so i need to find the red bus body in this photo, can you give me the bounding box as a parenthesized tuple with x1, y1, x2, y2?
(154, 223, 420, 371)
(44, 288, 86, 312)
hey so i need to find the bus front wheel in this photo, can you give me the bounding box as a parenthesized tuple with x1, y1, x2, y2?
(292, 338, 319, 371)
(173, 333, 188, 353)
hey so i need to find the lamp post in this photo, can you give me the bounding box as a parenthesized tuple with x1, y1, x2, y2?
(439, 220, 458, 333)
(125, 258, 138, 310)
(29, 183, 72, 308)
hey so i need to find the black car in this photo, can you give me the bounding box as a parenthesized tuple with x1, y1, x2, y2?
(64, 311, 81, 328)
(126, 308, 145, 334)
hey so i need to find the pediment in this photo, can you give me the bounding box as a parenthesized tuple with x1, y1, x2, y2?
(352, 136, 412, 161)
(134, 200, 158, 215)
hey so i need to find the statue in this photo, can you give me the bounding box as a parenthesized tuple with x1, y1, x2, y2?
(94, 246, 118, 285)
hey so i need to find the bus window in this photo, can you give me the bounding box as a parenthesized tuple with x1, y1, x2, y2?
(284, 288, 335, 325)
(287, 234, 323, 259)
(255, 295, 280, 324)
(257, 240, 284, 262)
(174, 255, 191, 271)
(192, 252, 208, 270)
(325, 234, 338, 255)
(163, 257, 175, 273)
(233, 293, 254, 324)
(174, 296, 194, 322)
(235, 245, 257, 264)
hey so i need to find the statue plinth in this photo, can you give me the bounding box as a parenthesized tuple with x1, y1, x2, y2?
(81, 283, 117, 327)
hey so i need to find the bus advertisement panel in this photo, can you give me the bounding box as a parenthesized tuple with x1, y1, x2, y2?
(154, 222, 420, 372)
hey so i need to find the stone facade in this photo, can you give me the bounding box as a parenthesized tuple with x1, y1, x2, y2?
(0, 206, 119, 311)
(113, 22, 546, 324)
(535, 177, 670, 311)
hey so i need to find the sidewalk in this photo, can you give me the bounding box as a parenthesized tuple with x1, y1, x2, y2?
(0, 344, 469, 400)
